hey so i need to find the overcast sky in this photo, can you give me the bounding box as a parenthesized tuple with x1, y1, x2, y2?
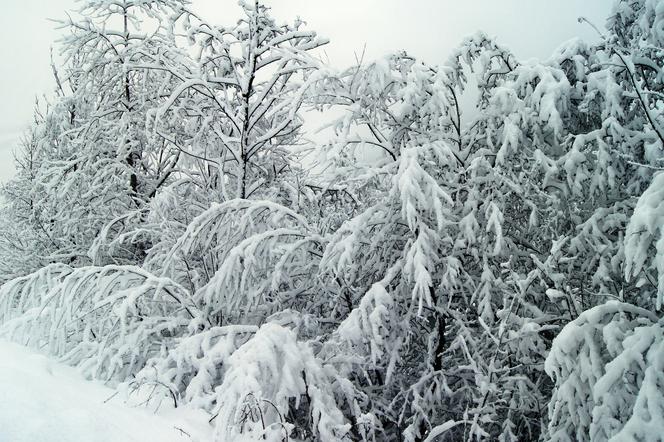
(0, 0, 612, 183)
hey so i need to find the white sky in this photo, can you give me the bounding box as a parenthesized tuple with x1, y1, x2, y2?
(0, 0, 612, 183)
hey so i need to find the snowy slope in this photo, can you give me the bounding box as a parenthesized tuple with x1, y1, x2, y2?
(0, 340, 213, 442)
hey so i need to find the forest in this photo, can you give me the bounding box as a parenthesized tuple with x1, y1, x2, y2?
(0, 0, 663, 440)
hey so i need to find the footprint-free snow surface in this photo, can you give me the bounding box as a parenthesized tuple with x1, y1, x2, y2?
(0, 340, 212, 442)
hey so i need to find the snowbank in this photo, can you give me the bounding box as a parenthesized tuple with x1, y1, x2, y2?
(0, 340, 212, 442)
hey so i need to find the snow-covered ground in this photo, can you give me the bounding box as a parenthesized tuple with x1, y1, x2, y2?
(0, 340, 213, 442)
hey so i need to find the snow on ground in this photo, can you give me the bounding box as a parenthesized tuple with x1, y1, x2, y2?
(0, 340, 213, 442)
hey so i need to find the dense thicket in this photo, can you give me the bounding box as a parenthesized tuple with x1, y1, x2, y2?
(1, 0, 663, 440)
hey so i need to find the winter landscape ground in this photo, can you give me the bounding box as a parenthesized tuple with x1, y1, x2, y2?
(0, 0, 663, 441)
(0, 340, 212, 441)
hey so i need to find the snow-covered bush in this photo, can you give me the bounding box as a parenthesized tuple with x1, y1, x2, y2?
(546, 301, 664, 441)
(0, 265, 198, 382)
(213, 323, 350, 441)
(132, 324, 257, 410)
(161, 199, 326, 325)
(625, 172, 664, 308)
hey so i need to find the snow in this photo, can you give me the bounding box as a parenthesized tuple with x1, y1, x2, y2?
(0, 340, 212, 442)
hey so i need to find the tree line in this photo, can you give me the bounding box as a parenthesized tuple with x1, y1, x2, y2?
(0, 0, 663, 440)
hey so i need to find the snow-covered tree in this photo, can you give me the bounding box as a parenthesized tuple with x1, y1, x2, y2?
(0, 0, 191, 272)
(149, 0, 328, 201)
(537, 1, 664, 439)
(310, 37, 561, 440)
